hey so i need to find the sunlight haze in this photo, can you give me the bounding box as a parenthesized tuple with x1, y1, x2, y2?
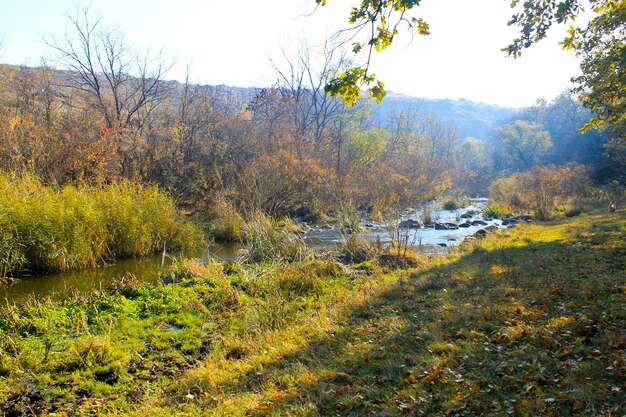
(1, 0, 584, 107)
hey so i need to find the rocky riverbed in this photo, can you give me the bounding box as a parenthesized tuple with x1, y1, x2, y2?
(302, 199, 530, 254)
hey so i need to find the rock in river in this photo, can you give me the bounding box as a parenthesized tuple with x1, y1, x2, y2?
(399, 219, 423, 229)
(471, 220, 488, 226)
(473, 229, 487, 239)
(502, 217, 519, 226)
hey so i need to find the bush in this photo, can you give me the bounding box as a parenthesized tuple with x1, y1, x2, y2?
(238, 150, 332, 217)
(483, 204, 511, 220)
(488, 176, 522, 211)
(441, 195, 469, 211)
(162, 258, 223, 281)
(442, 200, 459, 210)
(488, 165, 591, 220)
(341, 234, 377, 263)
(206, 197, 243, 242)
(421, 206, 434, 225)
(379, 246, 425, 269)
(336, 203, 361, 233)
(564, 208, 582, 217)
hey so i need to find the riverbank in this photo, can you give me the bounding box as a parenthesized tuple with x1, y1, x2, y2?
(0, 208, 624, 416)
(0, 173, 203, 278)
(0, 199, 499, 301)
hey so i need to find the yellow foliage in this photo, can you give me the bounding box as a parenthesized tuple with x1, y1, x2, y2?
(547, 316, 576, 329)
(8, 115, 20, 132)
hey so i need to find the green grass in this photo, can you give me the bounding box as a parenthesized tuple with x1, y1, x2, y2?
(483, 203, 512, 219)
(0, 173, 203, 277)
(0, 208, 624, 416)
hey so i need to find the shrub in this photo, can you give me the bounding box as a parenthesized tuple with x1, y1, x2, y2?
(206, 197, 243, 242)
(441, 196, 468, 211)
(107, 272, 142, 298)
(483, 204, 511, 220)
(442, 200, 459, 210)
(162, 258, 223, 282)
(564, 208, 582, 217)
(421, 206, 434, 225)
(238, 150, 332, 217)
(336, 203, 361, 233)
(488, 165, 591, 220)
(341, 234, 376, 263)
(379, 246, 425, 269)
(488, 176, 522, 210)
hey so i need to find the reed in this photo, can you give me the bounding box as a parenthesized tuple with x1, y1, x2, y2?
(0, 173, 203, 277)
(240, 212, 312, 263)
(205, 196, 244, 242)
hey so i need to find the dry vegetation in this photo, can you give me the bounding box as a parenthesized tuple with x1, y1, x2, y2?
(1, 208, 623, 416)
(0, 173, 203, 277)
(0, 9, 623, 416)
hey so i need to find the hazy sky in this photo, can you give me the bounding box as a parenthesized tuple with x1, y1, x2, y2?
(0, 0, 587, 107)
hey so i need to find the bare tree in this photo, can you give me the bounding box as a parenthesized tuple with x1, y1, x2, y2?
(249, 86, 293, 149)
(270, 38, 350, 146)
(44, 6, 172, 130)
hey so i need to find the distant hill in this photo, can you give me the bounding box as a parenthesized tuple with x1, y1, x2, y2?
(211, 86, 520, 141)
(371, 92, 520, 140)
(1, 64, 520, 140)
(213, 86, 521, 141)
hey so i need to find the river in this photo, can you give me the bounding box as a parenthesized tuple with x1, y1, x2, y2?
(1, 199, 501, 303)
(0, 243, 241, 303)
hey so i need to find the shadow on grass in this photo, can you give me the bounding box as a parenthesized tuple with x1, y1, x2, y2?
(5, 213, 623, 416)
(212, 229, 625, 416)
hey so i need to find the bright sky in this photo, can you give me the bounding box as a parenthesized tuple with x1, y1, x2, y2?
(0, 0, 586, 107)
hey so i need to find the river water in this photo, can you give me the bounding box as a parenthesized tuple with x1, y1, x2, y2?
(1, 199, 500, 303)
(306, 198, 499, 253)
(0, 243, 241, 303)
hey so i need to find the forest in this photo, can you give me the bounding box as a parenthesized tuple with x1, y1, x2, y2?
(0, 59, 619, 224)
(0, 1, 624, 416)
(0, 5, 622, 230)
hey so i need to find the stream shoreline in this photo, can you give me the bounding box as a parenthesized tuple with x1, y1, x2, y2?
(1, 199, 526, 302)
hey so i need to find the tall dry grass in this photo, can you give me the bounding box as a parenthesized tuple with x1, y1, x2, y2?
(239, 212, 312, 263)
(0, 173, 203, 277)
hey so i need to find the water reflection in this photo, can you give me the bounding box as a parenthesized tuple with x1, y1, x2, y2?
(1, 243, 240, 304)
(2, 199, 497, 303)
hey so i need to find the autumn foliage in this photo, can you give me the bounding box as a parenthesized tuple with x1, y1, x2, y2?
(489, 165, 591, 219)
(0, 64, 459, 221)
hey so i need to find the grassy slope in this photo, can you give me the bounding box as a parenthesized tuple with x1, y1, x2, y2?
(0, 209, 624, 416)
